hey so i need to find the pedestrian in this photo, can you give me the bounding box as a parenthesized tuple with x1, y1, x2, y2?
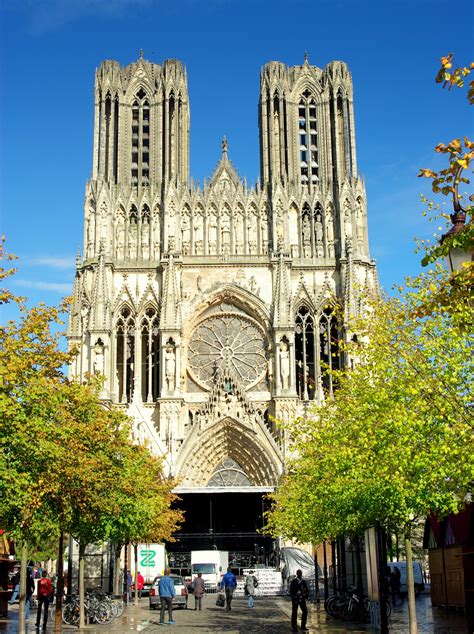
(126, 569, 132, 602)
(158, 568, 175, 625)
(220, 567, 237, 611)
(390, 566, 402, 606)
(35, 570, 53, 630)
(244, 569, 258, 608)
(8, 569, 20, 604)
(289, 569, 309, 633)
(137, 571, 144, 599)
(25, 564, 35, 621)
(192, 572, 205, 611)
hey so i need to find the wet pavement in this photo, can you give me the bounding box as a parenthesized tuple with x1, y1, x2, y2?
(2, 593, 471, 633)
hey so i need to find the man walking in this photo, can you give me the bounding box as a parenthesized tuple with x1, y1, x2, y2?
(192, 572, 205, 611)
(35, 570, 53, 630)
(289, 569, 309, 632)
(158, 569, 175, 625)
(220, 567, 237, 611)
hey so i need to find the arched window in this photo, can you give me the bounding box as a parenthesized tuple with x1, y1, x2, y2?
(104, 93, 111, 182)
(295, 306, 316, 400)
(294, 305, 340, 400)
(207, 458, 252, 487)
(129, 205, 138, 224)
(113, 95, 119, 183)
(116, 307, 135, 403)
(298, 91, 318, 188)
(140, 306, 160, 402)
(131, 89, 150, 188)
(319, 307, 340, 395)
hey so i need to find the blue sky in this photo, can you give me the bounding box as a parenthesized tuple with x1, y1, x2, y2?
(0, 0, 473, 318)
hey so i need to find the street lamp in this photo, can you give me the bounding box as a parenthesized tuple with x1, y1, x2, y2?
(442, 165, 473, 275)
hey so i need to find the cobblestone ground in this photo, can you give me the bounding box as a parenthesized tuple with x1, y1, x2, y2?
(2, 594, 471, 633)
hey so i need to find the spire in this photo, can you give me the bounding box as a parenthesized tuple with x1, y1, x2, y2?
(139, 48, 143, 61)
(304, 51, 309, 64)
(90, 240, 109, 330)
(273, 250, 291, 328)
(67, 267, 82, 338)
(160, 251, 181, 330)
(344, 239, 356, 322)
(221, 135, 228, 159)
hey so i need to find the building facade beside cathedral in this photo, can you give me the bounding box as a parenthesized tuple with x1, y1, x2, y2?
(68, 53, 378, 556)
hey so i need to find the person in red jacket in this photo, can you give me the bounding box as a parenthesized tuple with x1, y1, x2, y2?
(137, 571, 145, 598)
(35, 571, 52, 629)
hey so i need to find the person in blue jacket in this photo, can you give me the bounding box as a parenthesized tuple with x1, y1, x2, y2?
(220, 567, 237, 611)
(158, 569, 176, 625)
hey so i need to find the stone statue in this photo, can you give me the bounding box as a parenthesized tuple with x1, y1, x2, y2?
(141, 219, 149, 259)
(93, 340, 105, 374)
(208, 213, 217, 254)
(194, 214, 203, 254)
(326, 205, 335, 257)
(116, 216, 125, 260)
(279, 340, 290, 390)
(221, 214, 230, 253)
(247, 213, 257, 246)
(356, 200, 364, 252)
(344, 203, 352, 239)
(260, 213, 268, 254)
(315, 215, 324, 257)
(128, 221, 137, 259)
(152, 208, 161, 249)
(275, 201, 284, 241)
(87, 210, 96, 253)
(182, 214, 191, 255)
(165, 343, 176, 391)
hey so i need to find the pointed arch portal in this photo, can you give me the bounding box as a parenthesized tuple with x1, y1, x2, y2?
(171, 418, 279, 560)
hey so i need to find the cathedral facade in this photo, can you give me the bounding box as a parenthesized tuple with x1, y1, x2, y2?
(68, 53, 377, 555)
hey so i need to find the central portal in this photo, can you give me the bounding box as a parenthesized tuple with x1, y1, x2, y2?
(167, 490, 275, 569)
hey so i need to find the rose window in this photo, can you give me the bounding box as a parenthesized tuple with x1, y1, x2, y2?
(188, 312, 267, 389)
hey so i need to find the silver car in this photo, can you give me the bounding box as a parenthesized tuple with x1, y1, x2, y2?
(149, 575, 188, 610)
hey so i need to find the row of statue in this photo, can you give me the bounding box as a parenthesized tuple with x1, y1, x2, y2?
(84, 200, 365, 260)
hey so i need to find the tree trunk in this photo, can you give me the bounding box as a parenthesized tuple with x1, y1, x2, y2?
(114, 544, 122, 595)
(54, 531, 65, 633)
(18, 539, 27, 632)
(134, 543, 139, 606)
(79, 541, 86, 628)
(405, 531, 418, 634)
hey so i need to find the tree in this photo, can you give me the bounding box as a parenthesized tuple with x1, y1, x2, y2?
(265, 265, 472, 633)
(105, 441, 183, 604)
(0, 242, 182, 629)
(0, 238, 74, 631)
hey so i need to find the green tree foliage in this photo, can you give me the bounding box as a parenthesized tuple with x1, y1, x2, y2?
(0, 242, 181, 629)
(266, 266, 472, 546)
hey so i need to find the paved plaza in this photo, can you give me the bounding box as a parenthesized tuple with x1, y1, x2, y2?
(2, 594, 471, 633)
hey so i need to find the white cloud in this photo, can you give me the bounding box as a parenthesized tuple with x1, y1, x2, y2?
(14, 279, 72, 293)
(31, 256, 76, 269)
(4, 0, 153, 34)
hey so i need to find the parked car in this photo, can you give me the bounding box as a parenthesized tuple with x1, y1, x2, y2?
(149, 575, 188, 610)
(131, 580, 153, 598)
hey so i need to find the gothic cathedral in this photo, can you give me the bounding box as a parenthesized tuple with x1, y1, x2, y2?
(68, 53, 377, 554)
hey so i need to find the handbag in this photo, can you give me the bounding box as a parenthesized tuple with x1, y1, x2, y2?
(216, 592, 225, 607)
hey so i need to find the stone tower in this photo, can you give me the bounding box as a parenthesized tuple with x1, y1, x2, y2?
(68, 53, 377, 557)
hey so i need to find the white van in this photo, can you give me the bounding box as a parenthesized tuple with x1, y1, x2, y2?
(388, 561, 424, 595)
